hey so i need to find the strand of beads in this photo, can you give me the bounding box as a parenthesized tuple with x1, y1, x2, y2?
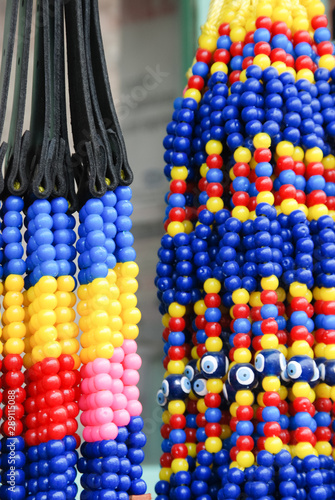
(0, 196, 27, 500)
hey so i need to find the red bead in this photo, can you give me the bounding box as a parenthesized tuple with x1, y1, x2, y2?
(294, 161, 305, 175)
(59, 370, 76, 388)
(314, 427, 331, 442)
(252, 336, 262, 352)
(230, 42, 244, 56)
(318, 41, 334, 55)
(66, 418, 78, 435)
(188, 75, 205, 91)
(237, 435, 254, 451)
(256, 407, 264, 422)
(3, 355, 23, 372)
(233, 304, 250, 318)
(280, 429, 290, 445)
(255, 176, 272, 192)
(232, 191, 249, 206)
(205, 422, 221, 437)
(204, 393, 221, 408)
(58, 355, 75, 371)
(242, 56, 254, 70)
(290, 325, 309, 341)
(169, 207, 185, 222)
(229, 70, 241, 84)
(160, 452, 172, 467)
(49, 405, 68, 423)
(248, 197, 257, 211)
(168, 346, 185, 360)
(263, 422, 281, 437)
(185, 428, 196, 442)
(41, 357, 60, 375)
(218, 23, 230, 36)
(279, 184, 296, 200)
(162, 328, 169, 343)
(196, 442, 206, 454)
(195, 315, 206, 329)
(272, 21, 289, 36)
(5, 371, 24, 389)
(270, 48, 286, 63)
(233, 333, 251, 348)
(256, 16, 272, 30)
(2, 419, 23, 437)
(236, 405, 253, 421)
(48, 423, 66, 441)
(254, 148, 271, 163)
(25, 413, 38, 429)
(295, 55, 313, 71)
(45, 390, 64, 407)
(205, 322, 221, 337)
(25, 429, 39, 447)
(196, 48, 212, 64)
(62, 388, 75, 403)
(322, 301, 335, 315)
(197, 344, 207, 358)
(278, 400, 289, 415)
(42, 375, 61, 392)
(254, 42, 271, 56)
(170, 414, 186, 429)
(4, 403, 24, 420)
(230, 417, 238, 432)
(229, 446, 239, 461)
(196, 413, 206, 428)
(171, 444, 188, 459)
(161, 424, 171, 439)
(311, 15, 328, 30)
(293, 30, 312, 46)
(262, 392, 280, 407)
(327, 197, 335, 210)
(214, 49, 230, 64)
(277, 156, 294, 171)
(261, 318, 278, 334)
(244, 32, 254, 44)
(257, 437, 266, 450)
(233, 162, 250, 177)
(315, 398, 332, 413)
(207, 154, 223, 169)
(207, 182, 223, 198)
(294, 427, 314, 443)
(170, 179, 186, 194)
(260, 290, 277, 304)
(307, 190, 327, 207)
(322, 330, 335, 345)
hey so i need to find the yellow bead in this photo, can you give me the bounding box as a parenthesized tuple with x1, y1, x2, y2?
(204, 279, 221, 294)
(319, 54, 335, 71)
(232, 206, 249, 222)
(206, 379, 223, 394)
(281, 198, 299, 215)
(168, 302, 186, 318)
(194, 300, 206, 315)
(205, 437, 222, 453)
(36, 276, 57, 294)
(96, 343, 114, 359)
(323, 154, 335, 170)
(293, 145, 307, 160)
(168, 400, 186, 415)
(234, 147, 251, 163)
(110, 331, 124, 347)
(237, 451, 254, 468)
(200, 163, 209, 178)
(232, 288, 249, 304)
(159, 468, 172, 481)
(184, 88, 201, 103)
(297, 69, 314, 83)
(289, 282, 308, 298)
(4, 291, 23, 308)
(262, 376, 281, 392)
(265, 436, 283, 454)
(257, 392, 265, 407)
(121, 324, 139, 340)
(122, 307, 141, 325)
(330, 387, 335, 401)
(167, 360, 185, 375)
(315, 383, 331, 399)
(305, 147, 323, 163)
(249, 291, 262, 307)
(4, 322, 25, 339)
(121, 261, 139, 278)
(230, 27, 246, 42)
(292, 382, 311, 398)
(205, 337, 222, 352)
(186, 443, 197, 458)
(256, 191, 274, 205)
(57, 275, 75, 292)
(4, 338, 23, 355)
(167, 221, 184, 237)
(261, 275, 279, 291)
(253, 54, 271, 70)
(56, 291, 75, 308)
(5, 306, 25, 324)
(319, 287, 335, 301)
(197, 398, 207, 414)
(221, 425, 232, 440)
(256, 3, 272, 17)
(162, 411, 170, 424)
(5, 275, 24, 292)
(198, 34, 217, 52)
(315, 442, 332, 456)
(276, 141, 294, 157)
(292, 16, 309, 32)
(236, 390, 254, 406)
(296, 442, 316, 459)
(261, 334, 279, 350)
(42, 341, 62, 359)
(234, 348, 252, 363)
(210, 62, 228, 75)
(229, 402, 238, 417)
(60, 338, 79, 355)
(278, 385, 288, 400)
(191, 346, 199, 360)
(291, 340, 312, 357)
(205, 140, 223, 155)
(171, 166, 188, 180)
(171, 458, 188, 473)
(206, 197, 224, 213)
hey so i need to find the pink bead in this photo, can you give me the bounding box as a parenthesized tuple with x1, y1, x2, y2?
(92, 358, 110, 374)
(84, 362, 95, 377)
(111, 393, 127, 410)
(127, 400, 142, 417)
(81, 379, 90, 395)
(123, 353, 142, 370)
(86, 394, 97, 409)
(122, 339, 137, 354)
(95, 407, 114, 425)
(113, 409, 130, 427)
(110, 379, 123, 394)
(110, 347, 124, 363)
(79, 395, 88, 410)
(93, 373, 112, 391)
(94, 390, 114, 408)
(80, 364, 87, 377)
(91, 426, 101, 442)
(109, 363, 123, 379)
(99, 422, 118, 441)
(123, 386, 140, 401)
(88, 378, 97, 394)
(80, 412, 88, 426)
(83, 427, 93, 442)
(122, 369, 140, 386)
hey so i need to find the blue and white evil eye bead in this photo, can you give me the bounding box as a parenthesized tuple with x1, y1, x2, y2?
(255, 349, 286, 376)
(222, 380, 237, 403)
(192, 375, 208, 398)
(320, 360, 335, 386)
(156, 390, 167, 407)
(200, 351, 229, 378)
(286, 356, 318, 383)
(184, 360, 199, 381)
(160, 375, 191, 401)
(228, 364, 258, 391)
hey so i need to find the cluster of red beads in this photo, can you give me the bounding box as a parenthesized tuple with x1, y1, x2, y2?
(1, 355, 25, 437)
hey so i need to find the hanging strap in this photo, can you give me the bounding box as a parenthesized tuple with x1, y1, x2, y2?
(4, 0, 33, 196)
(84, 0, 133, 187)
(65, 0, 109, 203)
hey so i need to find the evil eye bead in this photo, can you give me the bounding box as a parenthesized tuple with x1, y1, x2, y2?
(200, 354, 218, 377)
(161, 380, 169, 398)
(236, 366, 256, 386)
(286, 356, 316, 382)
(228, 364, 258, 390)
(184, 365, 195, 381)
(180, 377, 191, 394)
(255, 353, 265, 373)
(192, 376, 208, 397)
(200, 352, 229, 378)
(157, 390, 167, 407)
(287, 360, 302, 380)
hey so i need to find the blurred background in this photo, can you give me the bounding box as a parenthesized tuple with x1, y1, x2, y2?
(0, 0, 333, 495)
